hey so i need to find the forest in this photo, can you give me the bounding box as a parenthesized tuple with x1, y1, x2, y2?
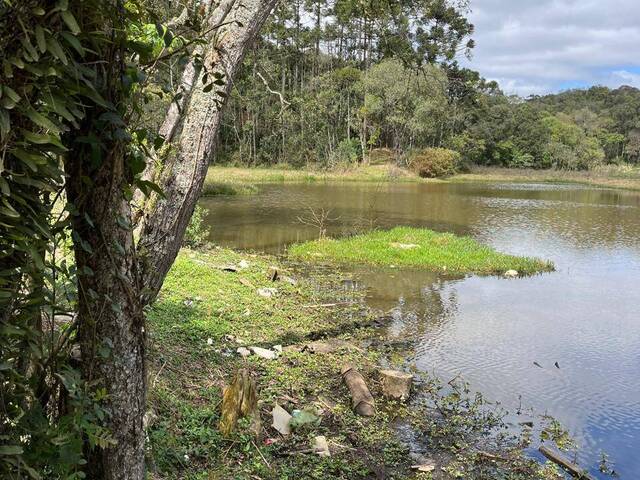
(215, 1, 640, 172)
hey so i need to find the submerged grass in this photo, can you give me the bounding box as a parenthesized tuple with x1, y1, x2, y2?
(289, 226, 554, 275)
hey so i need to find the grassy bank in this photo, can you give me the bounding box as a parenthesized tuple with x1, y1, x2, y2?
(451, 165, 640, 191)
(289, 227, 554, 275)
(147, 248, 565, 479)
(203, 164, 640, 196)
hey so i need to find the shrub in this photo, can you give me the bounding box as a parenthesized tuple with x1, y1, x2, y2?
(184, 205, 211, 247)
(410, 148, 461, 178)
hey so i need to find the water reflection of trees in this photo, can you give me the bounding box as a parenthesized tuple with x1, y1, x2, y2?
(358, 268, 463, 347)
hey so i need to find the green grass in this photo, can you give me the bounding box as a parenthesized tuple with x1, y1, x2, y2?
(289, 226, 554, 275)
(147, 247, 567, 479)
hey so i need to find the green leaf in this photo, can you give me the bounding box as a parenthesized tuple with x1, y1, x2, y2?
(26, 108, 61, 133)
(60, 10, 80, 35)
(35, 26, 47, 54)
(46, 37, 68, 65)
(61, 31, 85, 56)
(3, 86, 21, 103)
(22, 130, 67, 150)
(0, 110, 9, 140)
(0, 178, 10, 196)
(0, 445, 23, 455)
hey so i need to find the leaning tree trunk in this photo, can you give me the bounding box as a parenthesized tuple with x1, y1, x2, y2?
(138, 0, 279, 303)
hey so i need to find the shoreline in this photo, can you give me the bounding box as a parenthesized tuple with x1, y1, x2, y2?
(203, 164, 640, 194)
(148, 247, 573, 479)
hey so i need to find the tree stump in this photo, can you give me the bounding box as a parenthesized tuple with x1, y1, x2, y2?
(379, 369, 413, 401)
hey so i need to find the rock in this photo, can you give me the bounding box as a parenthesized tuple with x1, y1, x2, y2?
(411, 462, 436, 472)
(313, 436, 331, 457)
(257, 287, 277, 298)
(238, 260, 250, 269)
(237, 347, 251, 358)
(239, 278, 256, 289)
(281, 275, 298, 286)
(271, 404, 292, 436)
(504, 269, 519, 278)
(267, 266, 279, 282)
(379, 369, 413, 401)
(390, 242, 420, 250)
(273, 344, 283, 353)
(249, 346, 278, 360)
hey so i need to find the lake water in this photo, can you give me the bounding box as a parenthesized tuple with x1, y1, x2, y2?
(200, 181, 640, 478)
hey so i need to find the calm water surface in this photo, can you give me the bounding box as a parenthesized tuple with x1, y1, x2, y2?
(200, 182, 640, 478)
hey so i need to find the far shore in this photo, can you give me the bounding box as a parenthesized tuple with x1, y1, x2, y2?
(203, 163, 640, 194)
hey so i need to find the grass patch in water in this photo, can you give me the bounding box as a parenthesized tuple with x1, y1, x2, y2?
(289, 226, 554, 275)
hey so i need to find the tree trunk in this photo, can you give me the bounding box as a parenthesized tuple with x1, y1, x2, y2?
(158, 0, 236, 142)
(138, 0, 279, 304)
(66, 153, 146, 480)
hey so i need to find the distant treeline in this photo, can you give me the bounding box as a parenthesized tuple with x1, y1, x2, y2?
(216, 1, 640, 170)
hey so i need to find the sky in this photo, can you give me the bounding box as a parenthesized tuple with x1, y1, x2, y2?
(461, 0, 640, 96)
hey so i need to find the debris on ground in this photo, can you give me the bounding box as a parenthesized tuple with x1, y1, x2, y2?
(341, 365, 375, 416)
(504, 269, 519, 278)
(239, 277, 256, 289)
(267, 266, 279, 281)
(271, 404, 292, 436)
(411, 462, 436, 472)
(390, 242, 420, 250)
(380, 369, 413, 401)
(237, 347, 251, 358)
(289, 408, 321, 429)
(257, 287, 278, 298)
(281, 275, 298, 286)
(249, 346, 279, 360)
(312, 436, 331, 457)
(219, 369, 260, 436)
(303, 339, 362, 354)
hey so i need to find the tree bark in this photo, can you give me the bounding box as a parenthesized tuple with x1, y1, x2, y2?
(158, 0, 236, 142)
(138, 0, 279, 304)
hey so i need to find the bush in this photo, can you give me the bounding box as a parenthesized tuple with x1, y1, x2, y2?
(184, 205, 211, 247)
(410, 148, 461, 178)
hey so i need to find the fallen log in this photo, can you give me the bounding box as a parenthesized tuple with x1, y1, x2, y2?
(341, 365, 375, 416)
(539, 446, 595, 480)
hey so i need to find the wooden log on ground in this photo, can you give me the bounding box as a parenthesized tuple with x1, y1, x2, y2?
(539, 446, 596, 480)
(341, 365, 375, 416)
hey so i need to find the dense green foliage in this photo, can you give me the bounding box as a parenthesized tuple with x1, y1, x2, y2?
(289, 226, 554, 274)
(411, 147, 461, 178)
(217, 1, 640, 171)
(0, 0, 205, 476)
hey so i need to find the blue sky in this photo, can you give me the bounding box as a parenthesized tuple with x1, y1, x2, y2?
(461, 0, 640, 96)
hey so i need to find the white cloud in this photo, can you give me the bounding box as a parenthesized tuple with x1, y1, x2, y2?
(462, 0, 640, 95)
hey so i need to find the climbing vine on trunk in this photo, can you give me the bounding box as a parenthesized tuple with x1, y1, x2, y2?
(0, 0, 278, 478)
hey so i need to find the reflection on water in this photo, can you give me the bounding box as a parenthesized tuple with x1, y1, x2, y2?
(200, 181, 640, 478)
